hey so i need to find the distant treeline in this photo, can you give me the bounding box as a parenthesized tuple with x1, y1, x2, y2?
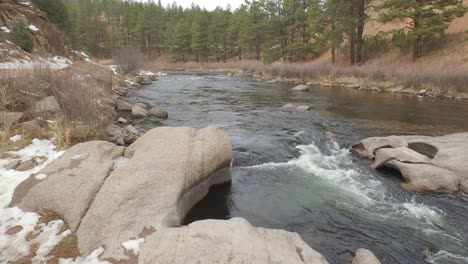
(36, 0, 467, 64)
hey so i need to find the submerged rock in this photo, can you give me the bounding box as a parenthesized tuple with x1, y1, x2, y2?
(281, 103, 312, 112)
(352, 249, 381, 264)
(292, 84, 310, 91)
(149, 107, 169, 119)
(353, 133, 468, 194)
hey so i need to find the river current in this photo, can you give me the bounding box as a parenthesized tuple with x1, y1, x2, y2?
(127, 71, 468, 264)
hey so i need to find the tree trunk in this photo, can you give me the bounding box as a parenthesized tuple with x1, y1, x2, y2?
(413, 0, 423, 62)
(355, 0, 366, 64)
(331, 45, 336, 63)
(349, 33, 356, 65)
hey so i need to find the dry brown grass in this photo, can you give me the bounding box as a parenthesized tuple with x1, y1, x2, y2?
(157, 60, 468, 96)
(1, 65, 112, 150)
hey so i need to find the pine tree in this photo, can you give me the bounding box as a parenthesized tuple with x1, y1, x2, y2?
(377, 0, 468, 61)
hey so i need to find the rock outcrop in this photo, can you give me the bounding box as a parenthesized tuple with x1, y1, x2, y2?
(352, 133, 468, 194)
(11, 126, 329, 263)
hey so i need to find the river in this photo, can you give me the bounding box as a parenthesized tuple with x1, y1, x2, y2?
(127, 71, 468, 264)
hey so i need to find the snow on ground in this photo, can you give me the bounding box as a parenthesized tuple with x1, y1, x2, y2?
(0, 56, 72, 70)
(1, 26, 11, 34)
(28, 24, 39, 32)
(121, 238, 145, 255)
(9, 135, 22, 143)
(59, 248, 110, 264)
(0, 138, 111, 263)
(0, 138, 66, 263)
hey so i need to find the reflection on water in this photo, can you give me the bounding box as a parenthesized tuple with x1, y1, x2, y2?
(129, 72, 468, 264)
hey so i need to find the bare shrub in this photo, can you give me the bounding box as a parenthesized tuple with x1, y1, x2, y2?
(113, 47, 145, 75)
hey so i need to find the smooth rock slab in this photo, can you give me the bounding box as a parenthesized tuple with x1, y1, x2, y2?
(386, 160, 460, 193)
(353, 133, 468, 193)
(139, 218, 329, 264)
(12, 141, 124, 231)
(76, 126, 233, 260)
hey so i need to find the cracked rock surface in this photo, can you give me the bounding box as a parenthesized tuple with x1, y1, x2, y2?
(353, 133, 468, 194)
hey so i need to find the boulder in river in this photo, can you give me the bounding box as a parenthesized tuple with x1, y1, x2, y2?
(352, 133, 468, 194)
(116, 100, 132, 111)
(149, 107, 169, 119)
(292, 84, 310, 91)
(11, 126, 328, 263)
(137, 74, 152, 85)
(352, 248, 381, 264)
(132, 104, 148, 118)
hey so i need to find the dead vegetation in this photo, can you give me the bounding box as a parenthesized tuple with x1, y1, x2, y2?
(158, 60, 468, 96)
(1, 65, 113, 150)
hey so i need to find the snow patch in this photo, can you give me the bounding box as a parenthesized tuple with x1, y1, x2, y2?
(9, 135, 22, 143)
(113, 156, 129, 169)
(1, 26, 11, 34)
(28, 24, 39, 32)
(121, 238, 145, 255)
(0, 139, 68, 263)
(35, 173, 47, 180)
(59, 247, 110, 264)
(71, 154, 89, 161)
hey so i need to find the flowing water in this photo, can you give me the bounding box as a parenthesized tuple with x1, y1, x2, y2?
(127, 72, 468, 264)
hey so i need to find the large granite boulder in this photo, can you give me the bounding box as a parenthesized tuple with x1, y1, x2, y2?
(77, 126, 232, 260)
(33, 96, 62, 114)
(0, 111, 23, 126)
(352, 249, 381, 264)
(11, 126, 329, 263)
(139, 218, 329, 264)
(12, 141, 124, 231)
(352, 133, 468, 194)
